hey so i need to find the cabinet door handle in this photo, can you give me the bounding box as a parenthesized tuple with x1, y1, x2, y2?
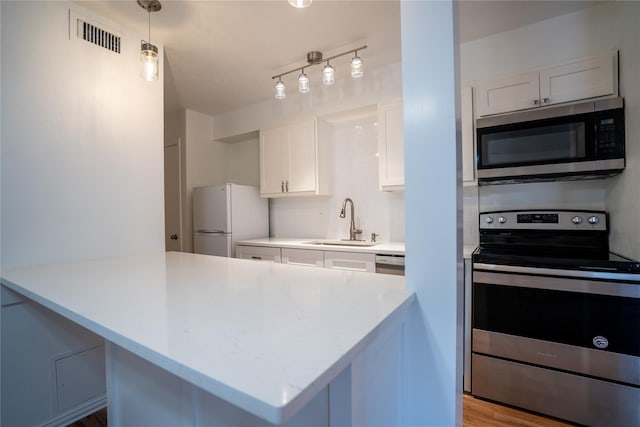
(285, 180, 289, 192)
(532, 99, 540, 106)
(542, 97, 550, 104)
(281, 181, 284, 192)
(251, 256, 263, 260)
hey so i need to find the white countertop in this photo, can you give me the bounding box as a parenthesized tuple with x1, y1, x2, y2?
(240, 238, 474, 259)
(0, 252, 414, 424)
(237, 238, 406, 256)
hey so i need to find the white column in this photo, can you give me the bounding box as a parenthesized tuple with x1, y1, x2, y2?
(401, 1, 462, 426)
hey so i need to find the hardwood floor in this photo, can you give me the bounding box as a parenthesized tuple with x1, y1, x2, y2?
(66, 408, 107, 427)
(68, 395, 576, 427)
(463, 394, 577, 427)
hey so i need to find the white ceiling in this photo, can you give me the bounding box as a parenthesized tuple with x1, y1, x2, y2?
(78, 0, 602, 117)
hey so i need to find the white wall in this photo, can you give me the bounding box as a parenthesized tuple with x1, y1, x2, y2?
(460, 2, 640, 259)
(226, 137, 260, 186)
(1, 1, 164, 270)
(1, 2, 164, 425)
(165, 109, 262, 252)
(270, 114, 405, 242)
(211, 62, 403, 141)
(607, 2, 640, 260)
(402, 1, 460, 425)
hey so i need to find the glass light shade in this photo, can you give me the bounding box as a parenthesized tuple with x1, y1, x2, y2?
(322, 64, 335, 86)
(298, 72, 310, 93)
(288, 0, 312, 8)
(350, 55, 363, 78)
(141, 42, 159, 81)
(275, 80, 286, 100)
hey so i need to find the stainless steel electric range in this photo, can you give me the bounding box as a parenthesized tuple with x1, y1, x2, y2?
(471, 209, 640, 426)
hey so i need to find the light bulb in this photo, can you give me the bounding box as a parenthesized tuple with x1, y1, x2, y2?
(275, 80, 286, 100)
(351, 55, 363, 78)
(298, 72, 310, 93)
(141, 42, 159, 81)
(288, 0, 312, 8)
(322, 63, 334, 86)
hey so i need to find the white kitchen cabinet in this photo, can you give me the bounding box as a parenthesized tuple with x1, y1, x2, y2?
(259, 119, 332, 198)
(377, 100, 404, 191)
(236, 245, 281, 263)
(324, 251, 376, 273)
(281, 248, 324, 268)
(539, 53, 616, 107)
(477, 71, 540, 117)
(477, 51, 617, 117)
(461, 85, 476, 184)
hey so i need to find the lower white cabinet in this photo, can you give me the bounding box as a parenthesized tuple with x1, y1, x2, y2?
(281, 248, 324, 268)
(236, 245, 281, 263)
(237, 245, 378, 274)
(324, 251, 376, 273)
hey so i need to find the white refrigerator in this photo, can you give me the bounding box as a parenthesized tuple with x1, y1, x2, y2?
(192, 184, 268, 257)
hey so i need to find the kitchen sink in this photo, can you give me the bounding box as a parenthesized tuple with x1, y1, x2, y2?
(303, 240, 377, 247)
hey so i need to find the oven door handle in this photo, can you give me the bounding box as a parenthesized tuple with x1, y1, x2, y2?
(474, 262, 640, 283)
(473, 270, 640, 298)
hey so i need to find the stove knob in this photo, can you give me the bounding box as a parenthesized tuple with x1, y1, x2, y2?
(572, 216, 583, 225)
(588, 216, 599, 225)
(498, 216, 507, 224)
(485, 216, 494, 224)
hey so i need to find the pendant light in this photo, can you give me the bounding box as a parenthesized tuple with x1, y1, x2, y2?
(137, 0, 161, 81)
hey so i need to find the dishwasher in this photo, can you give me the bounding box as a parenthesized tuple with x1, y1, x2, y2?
(375, 254, 405, 276)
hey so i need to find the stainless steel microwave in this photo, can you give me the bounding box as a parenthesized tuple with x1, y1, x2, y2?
(476, 97, 625, 184)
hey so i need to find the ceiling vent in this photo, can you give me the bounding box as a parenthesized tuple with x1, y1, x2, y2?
(70, 10, 121, 54)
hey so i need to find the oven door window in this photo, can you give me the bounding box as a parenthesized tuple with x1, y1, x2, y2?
(479, 121, 586, 168)
(473, 282, 639, 357)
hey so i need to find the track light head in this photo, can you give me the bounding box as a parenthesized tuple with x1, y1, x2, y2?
(275, 79, 286, 99)
(322, 62, 335, 86)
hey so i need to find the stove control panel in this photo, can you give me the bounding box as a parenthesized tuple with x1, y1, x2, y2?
(480, 210, 607, 231)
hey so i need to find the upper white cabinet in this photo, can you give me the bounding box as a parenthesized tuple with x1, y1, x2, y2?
(477, 52, 617, 117)
(477, 72, 540, 116)
(461, 85, 476, 184)
(539, 53, 616, 106)
(377, 100, 404, 191)
(259, 119, 332, 198)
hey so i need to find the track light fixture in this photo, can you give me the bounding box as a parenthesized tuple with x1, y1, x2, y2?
(272, 45, 367, 99)
(137, 0, 161, 81)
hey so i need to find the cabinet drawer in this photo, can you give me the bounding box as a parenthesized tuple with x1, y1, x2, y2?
(324, 251, 375, 273)
(281, 248, 324, 268)
(235, 245, 281, 263)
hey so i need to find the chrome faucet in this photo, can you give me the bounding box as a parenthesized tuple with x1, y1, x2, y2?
(339, 198, 362, 241)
